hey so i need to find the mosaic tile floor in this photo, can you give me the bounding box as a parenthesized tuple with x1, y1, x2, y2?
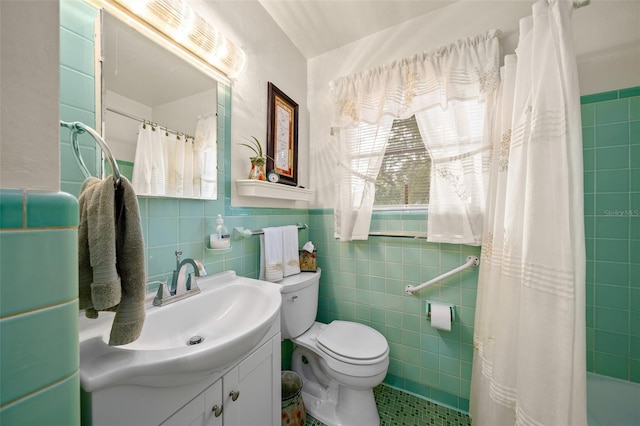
(305, 384, 472, 426)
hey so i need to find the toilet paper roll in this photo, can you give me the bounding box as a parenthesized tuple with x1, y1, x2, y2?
(430, 304, 452, 331)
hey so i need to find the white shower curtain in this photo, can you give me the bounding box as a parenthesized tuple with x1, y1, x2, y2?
(470, 1, 586, 425)
(183, 136, 194, 197)
(164, 132, 177, 196)
(195, 113, 217, 199)
(132, 124, 166, 196)
(174, 135, 185, 196)
(192, 134, 202, 197)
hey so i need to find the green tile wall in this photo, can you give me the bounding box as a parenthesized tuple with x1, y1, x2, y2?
(0, 2, 96, 423)
(0, 191, 80, 425)
(583, 87, 640, 383)
(0, 374, 80, 426)
(142, 198, 310, 285)
(308, 209, 479, 412)
(59, 0, 99, 198)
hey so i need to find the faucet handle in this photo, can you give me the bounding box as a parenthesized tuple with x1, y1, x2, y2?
(152, 281, 171, 306)
(175, 250, 182, 263)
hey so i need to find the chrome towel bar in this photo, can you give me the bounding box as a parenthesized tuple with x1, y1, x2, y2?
(60, 120, 121, 188)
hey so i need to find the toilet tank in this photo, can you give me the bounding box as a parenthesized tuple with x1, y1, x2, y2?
(274, 269, 322, 339)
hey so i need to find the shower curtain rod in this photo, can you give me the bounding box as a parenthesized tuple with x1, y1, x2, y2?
(105, 107, 194, 140)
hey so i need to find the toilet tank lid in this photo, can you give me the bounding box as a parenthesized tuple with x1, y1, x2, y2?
(273, 268, 322, 293)
(316, 320, 388, 361)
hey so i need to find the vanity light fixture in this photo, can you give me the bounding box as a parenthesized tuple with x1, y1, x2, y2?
(100, 0, 246, 81)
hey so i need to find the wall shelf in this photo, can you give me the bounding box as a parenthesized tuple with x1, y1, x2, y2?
(205, 246, 231, 253)
(235, 179, 312, 202)
(205, 241, 231, 252)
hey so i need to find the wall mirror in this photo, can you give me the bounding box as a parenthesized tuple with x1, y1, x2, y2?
(98, 10, 220, 200)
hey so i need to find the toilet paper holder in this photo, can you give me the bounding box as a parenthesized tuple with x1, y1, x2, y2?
(426, 302, 455, 322)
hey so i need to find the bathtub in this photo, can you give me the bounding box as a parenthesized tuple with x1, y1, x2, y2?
(587, 372, 640, 426)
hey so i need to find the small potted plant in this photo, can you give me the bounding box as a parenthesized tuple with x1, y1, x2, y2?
(240, 136, 266, 180)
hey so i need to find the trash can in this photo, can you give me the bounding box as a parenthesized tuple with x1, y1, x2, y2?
(281, 371, 306, 426)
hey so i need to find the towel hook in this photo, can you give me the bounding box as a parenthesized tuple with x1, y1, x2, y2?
(60, 120, 121, 188)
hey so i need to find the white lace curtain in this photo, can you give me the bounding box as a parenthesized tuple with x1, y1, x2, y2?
(470, 0, 586, 424)
(330, 30, 501, 242)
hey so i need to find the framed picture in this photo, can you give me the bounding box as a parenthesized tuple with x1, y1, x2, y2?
(267, 82, 298, 186)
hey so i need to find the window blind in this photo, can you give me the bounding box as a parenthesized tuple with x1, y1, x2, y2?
(374, 115, 431, 208)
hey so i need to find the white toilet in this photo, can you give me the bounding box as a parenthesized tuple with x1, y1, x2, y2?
(275, 268, 389, 426)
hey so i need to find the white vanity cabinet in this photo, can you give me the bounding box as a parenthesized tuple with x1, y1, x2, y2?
(221, 335, 280, 425)
(161, 336, 280, 426)
(161, 378, 223, 426)
(84, 327, 281, 426)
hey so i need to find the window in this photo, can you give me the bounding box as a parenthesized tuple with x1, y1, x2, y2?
(374, 115, 431, 209)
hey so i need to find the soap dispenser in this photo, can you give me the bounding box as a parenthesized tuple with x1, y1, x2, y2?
(210, 214, 230, 249)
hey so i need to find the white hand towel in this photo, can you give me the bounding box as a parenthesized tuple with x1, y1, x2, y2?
(260, 227, 283, 282)
(282, 225, 300, 277)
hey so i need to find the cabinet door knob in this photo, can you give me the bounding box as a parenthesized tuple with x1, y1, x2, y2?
(229, 390, 240, 401)
(211, 404, 223, 417)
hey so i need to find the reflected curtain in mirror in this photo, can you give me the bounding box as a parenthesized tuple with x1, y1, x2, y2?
(100, 10, 219, 200)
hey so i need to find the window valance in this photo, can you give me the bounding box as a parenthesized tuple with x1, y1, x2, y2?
(329, 30, 502, 129)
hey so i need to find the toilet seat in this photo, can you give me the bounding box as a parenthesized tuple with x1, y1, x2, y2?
(316, 321, 389, 365)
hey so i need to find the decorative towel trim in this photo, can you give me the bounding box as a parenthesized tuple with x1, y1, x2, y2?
(282, 225, 301, 277)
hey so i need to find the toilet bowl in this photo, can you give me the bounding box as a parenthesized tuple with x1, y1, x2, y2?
(274, 269, 390, 426)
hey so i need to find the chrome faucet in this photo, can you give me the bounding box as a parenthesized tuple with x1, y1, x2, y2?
(171, 251, 207, 294)
(153, 251, 207, 307)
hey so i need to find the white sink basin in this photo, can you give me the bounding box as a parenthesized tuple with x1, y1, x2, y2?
(79, 271, 281, 392)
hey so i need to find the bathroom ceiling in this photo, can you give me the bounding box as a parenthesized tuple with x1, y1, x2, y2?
(258, 0, 459, 58)
(101, 1, 460, 105)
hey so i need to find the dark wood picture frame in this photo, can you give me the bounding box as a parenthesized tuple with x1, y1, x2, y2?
(266, 82, 298, 186)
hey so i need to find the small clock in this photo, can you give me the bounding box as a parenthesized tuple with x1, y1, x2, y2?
(267, 170, 280, 183)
